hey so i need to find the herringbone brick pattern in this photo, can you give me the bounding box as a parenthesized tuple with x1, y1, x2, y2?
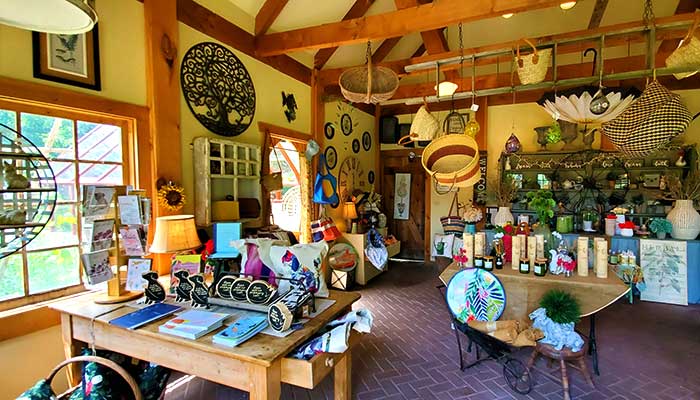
(165, 261, 700, 399)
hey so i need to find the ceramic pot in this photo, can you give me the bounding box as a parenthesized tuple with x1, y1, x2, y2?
(656, 231, 667, 239)
(465, 222, 477, 235)
(493, 206, 514, 226)
(620, 228, 634, 237)
(583, 220, 593, 231)
(667, 199, 700, 240)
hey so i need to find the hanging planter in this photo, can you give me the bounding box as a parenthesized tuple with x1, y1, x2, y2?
(339, 42, 399, 104)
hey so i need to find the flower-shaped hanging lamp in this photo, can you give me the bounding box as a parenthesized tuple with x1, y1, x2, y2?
(537, 86, 640, 125)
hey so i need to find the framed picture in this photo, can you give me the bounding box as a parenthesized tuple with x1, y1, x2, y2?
(32, 25, 101, 90)
(394, 173, 411, 220)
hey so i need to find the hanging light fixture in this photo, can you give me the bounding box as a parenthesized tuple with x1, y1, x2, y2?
(0, 0, 98, 34)
(502, 13, 515, 19)
(559, 1, 577, 10)
(434, 81, 458, 97)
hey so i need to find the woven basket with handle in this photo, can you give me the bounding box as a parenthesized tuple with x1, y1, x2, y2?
(339, 45, 399, 104)
(665, 11, 700, 79)
(422, 132, 480, 194)
(49, 355, 143, 400)
(515, 39, 551, 85)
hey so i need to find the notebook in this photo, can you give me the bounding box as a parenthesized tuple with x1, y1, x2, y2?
(158, 310, 229, 340)
(209, 222, 242, 259)
(109, 303, 181, 330)
(212, 313, 268, 347)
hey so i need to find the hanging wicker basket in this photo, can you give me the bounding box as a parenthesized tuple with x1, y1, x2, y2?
(339, 54, 399, 104)
(422, 133, 480, 193)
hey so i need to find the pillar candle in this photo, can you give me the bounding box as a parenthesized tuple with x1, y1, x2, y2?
(528, 236, 537, 267)
(535, 234, 545, 259)
(474, 232, 486, 256)
(511, 235, 521, 270)
(517, 234, 527, 258)
(463, 234, 474, 268)
(577, 236, 589, 277)
(594, 238, 608, 278)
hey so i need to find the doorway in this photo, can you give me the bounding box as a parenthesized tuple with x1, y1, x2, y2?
(381, 149, 429, 261)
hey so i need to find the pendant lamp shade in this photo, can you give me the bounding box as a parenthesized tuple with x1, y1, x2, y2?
(537, 86, 640, 125)
(0, 0, 97, 34)
(149, 215, 201, 254)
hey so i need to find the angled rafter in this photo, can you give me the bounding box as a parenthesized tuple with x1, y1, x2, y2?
(313, 0, 376, 69)
(256, 0, 566, 56)
(587, 0, 609, 29)
(371, 37, 402, 63)
(412, 43, 426, 58)
(255, 0, 289, 36)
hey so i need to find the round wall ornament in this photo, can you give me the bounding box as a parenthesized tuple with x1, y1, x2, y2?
(157, 180, 186, 212)
(180, 42, 256, 137)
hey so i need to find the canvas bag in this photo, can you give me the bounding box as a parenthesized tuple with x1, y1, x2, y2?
(665, 12, 700, 79)
(398, 104, 439, 145)
(514, 38, 551, 85)
(313, 154, 339, 205)
(440, 192, 466, 238)
(601, 80, 694, 157)
(364, 227, 388, 270)
(432, 233, 454, 258)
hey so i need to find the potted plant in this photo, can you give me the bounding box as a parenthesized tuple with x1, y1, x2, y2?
(581, 207, 597, 232)
(526, 190, 556, 232)
(666, 170, 700, 239)
(539, 289, 581, 324)
(606, 171, 619, 189)
(463, 203, 483, 234)
(649, 218, 673, 239)
(491, 174, 518, 226)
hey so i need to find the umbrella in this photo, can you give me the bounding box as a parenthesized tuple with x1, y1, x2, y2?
(537, 86, 640, 125)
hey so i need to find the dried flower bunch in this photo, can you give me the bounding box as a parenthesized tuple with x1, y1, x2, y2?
(463, 205, 483, 223)
(492, 174, 518, 207)
(667, 170, 700, 201)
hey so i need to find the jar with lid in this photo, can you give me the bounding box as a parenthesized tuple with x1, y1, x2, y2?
(534, 258, 547, 276)
(483, 256, 494, 271)
(519, 257, 530, 274)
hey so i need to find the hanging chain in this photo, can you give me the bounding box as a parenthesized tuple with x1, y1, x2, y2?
(365, 41, 371, 64)
(643, 0, 655, 28)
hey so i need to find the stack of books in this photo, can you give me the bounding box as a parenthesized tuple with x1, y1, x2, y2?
(213, 313, 268, 347)
(158, 309, 230, 340)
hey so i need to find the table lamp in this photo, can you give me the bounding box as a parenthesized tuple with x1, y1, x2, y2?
(149, 215, 201, 254)
(343, 202, 358, 233)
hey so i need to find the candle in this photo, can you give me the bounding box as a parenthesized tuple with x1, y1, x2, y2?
(594, 238, 608, 278)
(577, 236, 589, 277)
(527, 236, 537, 267)
(535, 234, 545, 259)
(463, 234, 474, 268)
(474, 232, 486, 257)
(517, 234, 527, 258)
(511, 235, 521, 270)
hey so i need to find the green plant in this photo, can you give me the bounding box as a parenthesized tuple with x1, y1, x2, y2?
(546, 121, 561, 144)
(540, 289, 581, 324)
(649, 218, 673, 234)
(605, 171, 619, 182)
(526, 190, 556, 224)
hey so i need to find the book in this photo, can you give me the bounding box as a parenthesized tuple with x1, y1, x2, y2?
(210, 222, 243, 259)
(81, 250, 113, 285)
(170, 254, 201, 293)
(90, 219, 115, 251)
(120, 226, 146, 256)
(118, 195, 142, 225)
(212, 313, 268, 347)
(126, 258, 152, 291)
(109, 303, 181, 330)
(158, 309, 229, 340)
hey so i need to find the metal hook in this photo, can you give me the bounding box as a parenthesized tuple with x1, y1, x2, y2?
(583, 48, 597, 76)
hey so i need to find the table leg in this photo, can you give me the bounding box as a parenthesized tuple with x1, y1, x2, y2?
(588, 314, 599, 376)
(250, 361, 282, 400)
(334, 351, 352, 400)
(60, 313, 83, 387)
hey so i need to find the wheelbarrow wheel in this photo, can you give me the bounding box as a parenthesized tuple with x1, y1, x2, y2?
(503, 358, 532, 394)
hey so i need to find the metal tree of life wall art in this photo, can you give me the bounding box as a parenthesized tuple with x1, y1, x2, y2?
(181, 42, 256, 137)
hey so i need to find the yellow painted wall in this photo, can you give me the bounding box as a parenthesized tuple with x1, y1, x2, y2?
(322, 101, 376, 232)
(2, 326, 68, 399)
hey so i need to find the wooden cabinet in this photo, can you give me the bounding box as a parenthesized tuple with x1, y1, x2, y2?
(337, 228, 401, 285)
(193, 137, 261, 226)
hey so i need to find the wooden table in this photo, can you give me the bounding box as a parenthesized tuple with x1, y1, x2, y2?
(52, 290, 361, 400)
(439, 262, 629, 374)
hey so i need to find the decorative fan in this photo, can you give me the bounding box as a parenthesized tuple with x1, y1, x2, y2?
(537, 86, 640, 126)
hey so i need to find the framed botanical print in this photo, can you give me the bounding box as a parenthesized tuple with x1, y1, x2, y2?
(32, 25, 101, 90)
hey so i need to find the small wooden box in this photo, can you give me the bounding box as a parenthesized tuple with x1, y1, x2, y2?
(212, 201, 240, 221)
(330, 268, 354, 291)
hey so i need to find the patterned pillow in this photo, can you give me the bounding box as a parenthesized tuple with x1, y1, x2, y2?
(269, 242, 329, 297)
(233, 238, 286, 286)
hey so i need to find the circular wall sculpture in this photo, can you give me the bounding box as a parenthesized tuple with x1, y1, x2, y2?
(180, 42, 256, 137)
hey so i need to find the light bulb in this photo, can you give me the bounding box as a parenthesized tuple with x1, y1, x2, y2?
(502, 13, 514, 19)
(559, 1, 577, 10)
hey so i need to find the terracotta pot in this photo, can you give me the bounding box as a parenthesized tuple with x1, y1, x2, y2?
(667, 199, 700, 240)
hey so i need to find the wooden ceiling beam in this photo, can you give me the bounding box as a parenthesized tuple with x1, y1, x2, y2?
(656, 0, 700, 67)
(255, 0, 289, 36)
(313, 0, 376, 69)
(412, 43, 426, 58)
(256, 0, 566, 56)
(587, 0, 609, 29)
(176, 0, 311, 85)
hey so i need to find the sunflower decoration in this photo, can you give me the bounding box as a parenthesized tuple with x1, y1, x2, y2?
(157, 179, 185, 212)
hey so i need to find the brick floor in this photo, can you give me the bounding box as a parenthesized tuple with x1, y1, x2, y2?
(164, 261, 700, 399)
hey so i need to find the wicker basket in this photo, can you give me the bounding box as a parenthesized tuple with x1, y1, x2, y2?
(515, 39, 551, 85)
(339, 55, 399, 104)
(398, 104, 439, 145)
(665, 12, 700, 79)
(422, 133, 480, 193)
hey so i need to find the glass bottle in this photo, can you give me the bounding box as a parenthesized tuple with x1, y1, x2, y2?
(495, 254, 504, 269)
(519, 257, 530, 274)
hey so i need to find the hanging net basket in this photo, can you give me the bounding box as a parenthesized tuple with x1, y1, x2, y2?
(339, 44, 399, 104)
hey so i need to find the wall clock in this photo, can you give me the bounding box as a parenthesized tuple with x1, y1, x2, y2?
(352, 139, 360, 154)
(324, 146, 338, 169)
(340, 113, 353, 136)
(362, 131, 371, 151)
(324, 122, 335, 140)
(338, 156, 365, 201)
(180, 42, 255, 137)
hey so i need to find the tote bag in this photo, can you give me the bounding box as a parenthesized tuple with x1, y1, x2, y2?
(313, 154, 339, 205)
(440, 192, 466, 238)
(398, 104, 439, 145)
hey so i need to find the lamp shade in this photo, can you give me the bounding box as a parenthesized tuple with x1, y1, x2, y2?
(344, 202, 358, 220)
(0, 0, 98, 34)
(149, 215, 200, 254)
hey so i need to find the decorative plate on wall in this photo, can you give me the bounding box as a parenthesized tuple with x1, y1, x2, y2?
(341, 113, 353, 136)
(352, 139, 360, 154)
(324, 146, 338, 169)
(180, 42, 255, 137)
(368, 170, 375, 184)
(324, 122, 335, 140)
(446, 268, 506, 322)
(362, 131, 371, 151)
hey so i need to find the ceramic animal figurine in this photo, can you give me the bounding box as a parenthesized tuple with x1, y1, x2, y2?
(189, 274, 209, 308)
(142, 271, 166, 304)
(3, 162, 29, 189)
(0, 209, 26, 225)
(548, 249, 565, 275)
(173, 270, 193, 303)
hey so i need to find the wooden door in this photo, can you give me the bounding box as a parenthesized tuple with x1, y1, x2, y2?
(382, 150, 427, 260)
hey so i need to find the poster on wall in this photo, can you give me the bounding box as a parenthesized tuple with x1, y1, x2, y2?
(640, 239, 688, 306)
(394, 173, 411, 220)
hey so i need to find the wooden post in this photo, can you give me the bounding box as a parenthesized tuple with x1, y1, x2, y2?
(374, 104, 382, 193)
(310, 68, 324, 222)
(249, 361, 281, 400)
(334, 352, 352, 400)
(144, 0, 181, 275)
(60, 314, 82, 387)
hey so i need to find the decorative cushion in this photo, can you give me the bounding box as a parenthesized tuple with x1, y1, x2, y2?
(233, 238, 286, 286)
(269, 242, 329, 297)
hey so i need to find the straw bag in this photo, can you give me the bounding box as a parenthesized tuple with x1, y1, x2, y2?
(339, 43, 399, 104)
(422, 132, 480, 193)
(601, 80, 695, 157)
(261, 145, 283, 192)
(398, 104, 439, 145)
(440, 192, 465, 238)
(665, 12, 700, 79)
(515, 39, 551, 85)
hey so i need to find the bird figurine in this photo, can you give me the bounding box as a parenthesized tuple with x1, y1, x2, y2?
(282, 91, 297, 122)
(189, 274, 209, 309)
(173, 270, 194, 303)
(142, 271, 166, 304)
